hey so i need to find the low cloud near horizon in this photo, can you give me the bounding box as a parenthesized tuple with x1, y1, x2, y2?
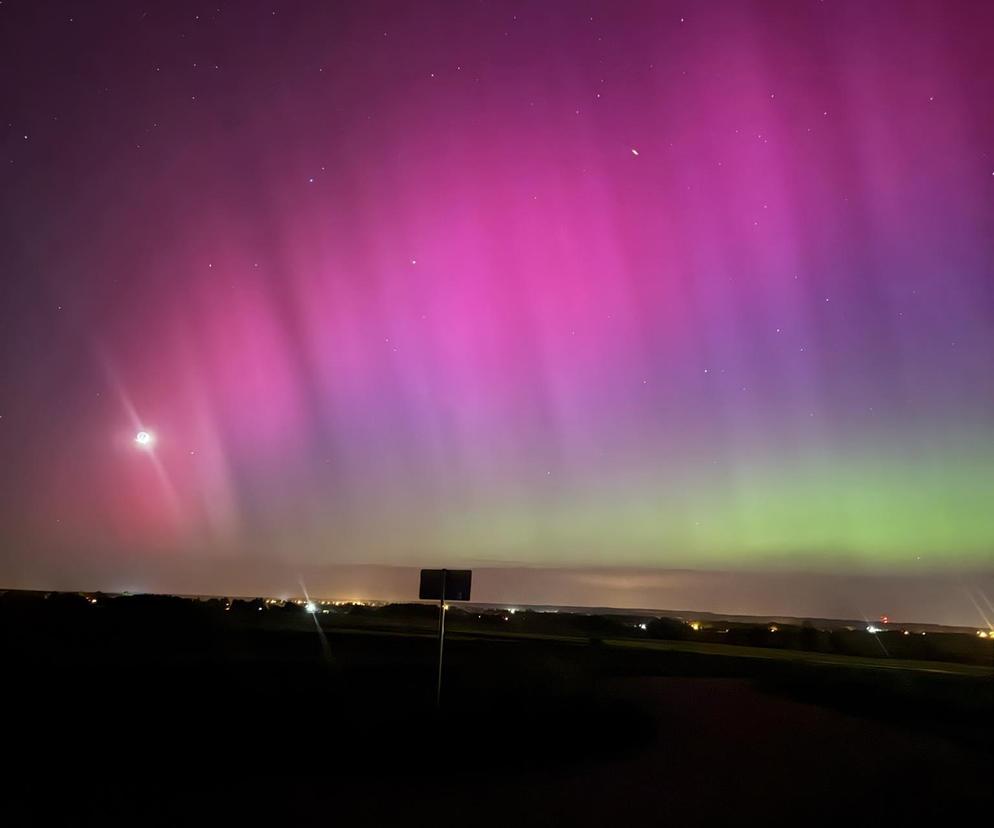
(5, 555, 992, 628)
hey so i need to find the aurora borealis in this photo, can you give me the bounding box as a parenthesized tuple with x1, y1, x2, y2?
(1, 1, 992, 623)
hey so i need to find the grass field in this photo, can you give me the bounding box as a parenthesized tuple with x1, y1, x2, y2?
(3, 593, 991, 824)
(603, 635, 993, 676)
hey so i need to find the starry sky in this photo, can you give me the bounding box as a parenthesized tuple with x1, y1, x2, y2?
(1, 1, 992, 624)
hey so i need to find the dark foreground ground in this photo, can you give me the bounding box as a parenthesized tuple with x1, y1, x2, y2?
(4, 594, 991, 825)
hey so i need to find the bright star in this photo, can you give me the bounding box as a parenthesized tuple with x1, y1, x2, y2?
(135, 431, 154, 448)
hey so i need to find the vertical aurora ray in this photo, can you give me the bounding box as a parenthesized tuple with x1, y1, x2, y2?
(0, 1, 991, 621)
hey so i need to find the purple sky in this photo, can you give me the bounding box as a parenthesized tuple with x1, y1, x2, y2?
(1, 1, 992, 624)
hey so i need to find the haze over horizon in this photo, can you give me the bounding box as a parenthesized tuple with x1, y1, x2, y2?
(7, 561, 992, 629)
(1, 1, 992, 626)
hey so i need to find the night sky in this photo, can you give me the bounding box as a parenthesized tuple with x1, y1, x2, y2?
(1, 1, 992, 624)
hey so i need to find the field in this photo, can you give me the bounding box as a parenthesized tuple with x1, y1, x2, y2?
(3, 592, 991, 824)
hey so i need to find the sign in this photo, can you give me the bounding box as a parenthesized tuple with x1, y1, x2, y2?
(419, 569, 472, 602)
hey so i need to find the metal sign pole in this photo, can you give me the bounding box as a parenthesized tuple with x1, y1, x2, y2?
(419, 567, 468, 708)
(435, 569, 447, 708)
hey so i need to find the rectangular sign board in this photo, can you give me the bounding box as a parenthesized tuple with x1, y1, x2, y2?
(419, 569, 472, 601)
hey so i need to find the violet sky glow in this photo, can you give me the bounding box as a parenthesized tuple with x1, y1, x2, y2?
(1, 1, 992, 623)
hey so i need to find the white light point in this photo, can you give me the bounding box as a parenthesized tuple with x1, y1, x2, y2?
(134, 431, 154, 448)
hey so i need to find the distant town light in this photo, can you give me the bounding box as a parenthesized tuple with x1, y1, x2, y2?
(978, 630, 990, 639)
(305, 602, 317, 613)
(769, 624, 779, 633)
(688, 621, 701, 631)
(866, 625, 881, 634)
